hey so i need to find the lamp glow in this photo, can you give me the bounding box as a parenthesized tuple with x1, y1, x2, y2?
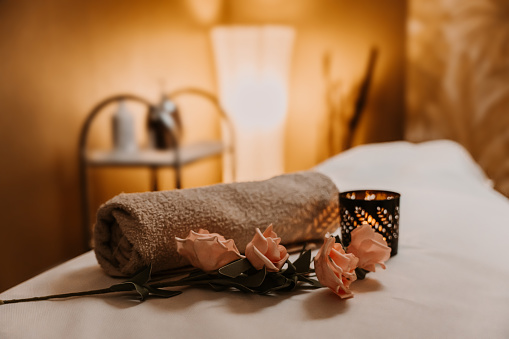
(211, 25, 295, 182)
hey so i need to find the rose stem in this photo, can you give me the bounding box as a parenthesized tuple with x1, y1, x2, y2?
(0, 272, 212, 305)
(0, 288, 112, 305)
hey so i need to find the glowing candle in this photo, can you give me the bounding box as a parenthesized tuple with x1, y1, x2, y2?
(340, 190, 400, 256)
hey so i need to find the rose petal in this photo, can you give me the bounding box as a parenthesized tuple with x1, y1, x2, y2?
(314, 236, 357, 299)
(175, 230, 244, 272)
(245, 225, 289, 272)
(265, 237, 282, 261)
(250, 228, 269, 253)
(251, 244, 279, 271)
(176, 238, 202, 269)
(272, 250, 289, 271)
(349, 225, 373, 247)
(262, 224, 278, 239)
(348, 224, 391, 272)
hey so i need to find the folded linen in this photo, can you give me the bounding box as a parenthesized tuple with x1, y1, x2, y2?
(94, 171, 339, 277)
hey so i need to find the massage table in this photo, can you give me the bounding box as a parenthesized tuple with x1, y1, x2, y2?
(1, 140, 508, 338)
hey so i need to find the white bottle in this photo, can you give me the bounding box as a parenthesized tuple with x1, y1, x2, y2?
(112, 100, 137, 153)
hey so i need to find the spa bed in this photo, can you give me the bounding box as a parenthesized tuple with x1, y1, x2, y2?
(1, 140, 509, 338)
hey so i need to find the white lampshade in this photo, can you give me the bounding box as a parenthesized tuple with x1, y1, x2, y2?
(211, 25, 295, 182)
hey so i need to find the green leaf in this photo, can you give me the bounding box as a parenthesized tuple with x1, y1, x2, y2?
(200, 268, 268, 293)
(231, 267, 266, 288)
(297, 275, 322, 288)
(207, 280, 258, 293)
(187, 269, 207, 278)
(110, 281, 182, 300)
(292, 250, 312, 274)
(133, 284, 150, 301)
(110, 265, 153, 293)
(145, 286, 182, 298)
(110, 282, 150, 300)
(282, 260, 296, 277)
(108, 265, 182, 301)
(254, 272, 291, 294)
(208, 283, 228, 292)
(109, 282, 136, 292)
(129, 265, 152, 285)
(278, 275, 297, 292)
(299, 242, 307, 256)
(180, 270, 213, 283)
(355, 267, 369, 280)
(218, 258, 253, 278)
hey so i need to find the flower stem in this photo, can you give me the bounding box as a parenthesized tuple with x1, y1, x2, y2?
(0, 288, 112, 305)
(0, 274, 210, 306)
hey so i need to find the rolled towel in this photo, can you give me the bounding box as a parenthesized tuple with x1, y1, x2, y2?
(94, 171, 339, 277)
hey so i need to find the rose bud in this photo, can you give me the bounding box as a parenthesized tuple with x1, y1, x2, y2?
(245, 224, 289, 272)
(176, 229, 244, 272)
(347, 224, 391, 272)
(314, 235, 358, 299)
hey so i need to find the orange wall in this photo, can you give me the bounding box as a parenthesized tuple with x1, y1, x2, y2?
(0, 0, 405, 291)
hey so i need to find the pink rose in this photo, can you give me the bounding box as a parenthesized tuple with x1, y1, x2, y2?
(314, 235, 358, 299)
(245, 224, 290, 272)
(347, 224, 391, 272)
(175, 229, 244, 272)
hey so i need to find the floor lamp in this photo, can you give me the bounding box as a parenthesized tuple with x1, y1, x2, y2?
(211, 25, 295, 182)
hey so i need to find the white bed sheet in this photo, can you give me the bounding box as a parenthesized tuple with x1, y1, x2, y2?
(1, 140, 509, 338)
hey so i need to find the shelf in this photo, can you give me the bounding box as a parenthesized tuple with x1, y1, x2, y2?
(86, 141, 224, 167)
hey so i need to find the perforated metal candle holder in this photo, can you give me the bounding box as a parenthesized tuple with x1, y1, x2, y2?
(340, 190, 400, 256)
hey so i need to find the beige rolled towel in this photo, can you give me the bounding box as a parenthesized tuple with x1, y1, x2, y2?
(94, 171, 339, 277)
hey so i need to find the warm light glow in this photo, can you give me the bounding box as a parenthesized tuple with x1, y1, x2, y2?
(211, 25, 295, 182)
(186, 0, 223, 25)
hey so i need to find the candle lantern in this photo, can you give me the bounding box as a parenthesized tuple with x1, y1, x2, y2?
(340, 190, 400, 256)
